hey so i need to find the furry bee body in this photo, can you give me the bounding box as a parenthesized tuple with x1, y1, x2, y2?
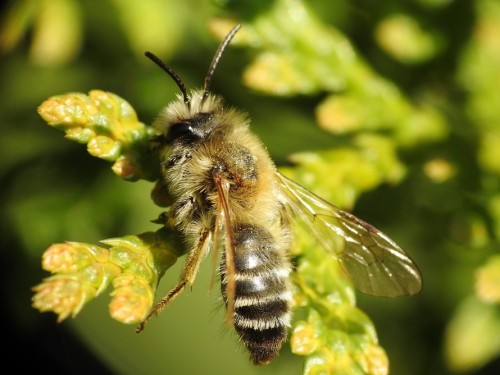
(137, 24, 422, 366)
(154, 90, 292, 364)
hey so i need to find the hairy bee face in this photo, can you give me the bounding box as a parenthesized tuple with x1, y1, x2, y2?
(137, 24, 422, 366)
(155, 93, 235, 145)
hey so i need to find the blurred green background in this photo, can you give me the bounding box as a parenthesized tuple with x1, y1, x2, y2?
(2, 0, 500, 374)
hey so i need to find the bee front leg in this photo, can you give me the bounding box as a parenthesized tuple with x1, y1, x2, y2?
(136, 227, 212, 333)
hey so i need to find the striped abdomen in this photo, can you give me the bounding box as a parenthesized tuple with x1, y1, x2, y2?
(221, 224, 292, 365)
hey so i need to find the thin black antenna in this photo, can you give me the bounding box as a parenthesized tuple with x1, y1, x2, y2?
(202, 24, 241, 102)
(144, 51, 191, 109)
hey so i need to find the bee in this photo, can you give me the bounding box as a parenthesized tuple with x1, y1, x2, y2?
(136, 24, 422, 365)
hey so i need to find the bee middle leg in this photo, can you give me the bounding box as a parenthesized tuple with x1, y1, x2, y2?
(136, 227, 212, 333)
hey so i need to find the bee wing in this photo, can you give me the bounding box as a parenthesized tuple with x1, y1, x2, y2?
(213, 172, 237, 325)
(277, 172, 422, 297)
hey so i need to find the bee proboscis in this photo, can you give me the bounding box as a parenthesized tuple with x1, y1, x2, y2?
(136, 24, 422, 365)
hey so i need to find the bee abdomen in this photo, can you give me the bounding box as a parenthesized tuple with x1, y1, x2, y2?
(221, 224, 292, 365)
(234, 326, 288, 366)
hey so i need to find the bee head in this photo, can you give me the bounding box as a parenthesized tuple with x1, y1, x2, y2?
(145, 24, 241, 144)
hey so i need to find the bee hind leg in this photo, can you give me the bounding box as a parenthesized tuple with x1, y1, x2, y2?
(136, 227, 212, 333)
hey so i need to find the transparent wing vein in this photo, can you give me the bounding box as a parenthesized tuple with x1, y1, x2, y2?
(277, 172, 422, 297)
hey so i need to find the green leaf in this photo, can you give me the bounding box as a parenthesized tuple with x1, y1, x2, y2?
(38, 90, 159, 181)
(32, 229, 184, 325)
(375, 14, 443, 64)
(445, 297, 500, 372)
(475, 255, 500, 304)
(32, 242, 121, 321)
(279, 134, 406, 209)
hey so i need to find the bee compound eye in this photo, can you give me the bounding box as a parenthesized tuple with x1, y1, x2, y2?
(167, 112, 215, 143)
(167, 121, 198, 141)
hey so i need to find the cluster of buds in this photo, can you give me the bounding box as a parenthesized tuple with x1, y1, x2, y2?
(32, 230, 181, 324)
(38, 90, 159, 181)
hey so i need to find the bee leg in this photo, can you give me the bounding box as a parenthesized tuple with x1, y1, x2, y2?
(136, 227, 212, 333)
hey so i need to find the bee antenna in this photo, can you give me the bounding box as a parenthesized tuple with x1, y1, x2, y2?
(144, 51, 191, 109)
(202, 24, 241, 102)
